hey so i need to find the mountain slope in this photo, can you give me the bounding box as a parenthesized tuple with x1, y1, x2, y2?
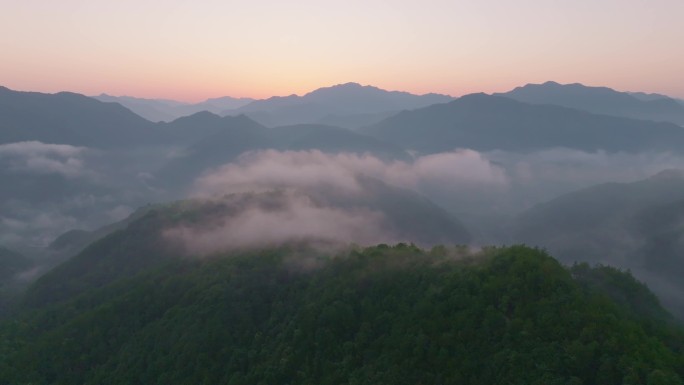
(153, 115, 272, 190)
(513, 170, 684, 317)
(364, 93, 684, 154)
(499, 81, 684, 126)
(0, 246, 31, 284)
(2, 245, 683, 384)
(0, 86, 166, 148)
(0, 246, 32, 315)
(23, 186, 470, 308)
(157, 111, 247, 144)
(266, 124, 410, 160)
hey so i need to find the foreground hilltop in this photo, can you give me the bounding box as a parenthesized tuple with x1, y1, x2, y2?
(1, 244, 683, 384)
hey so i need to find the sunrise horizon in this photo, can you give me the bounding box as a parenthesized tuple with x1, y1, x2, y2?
(2, 78, 682, 104)
(2, 1, 682, 103)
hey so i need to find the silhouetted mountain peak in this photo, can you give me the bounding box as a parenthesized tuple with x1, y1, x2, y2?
(458, 92, 494, 100)
(513, 81, 615, 95)
(169, 110, 222, 124)
(232, 83, 454, 127)
(330, 82, 364, 89)
(454, 93, 521, 108)
(304, 82, 386, 98)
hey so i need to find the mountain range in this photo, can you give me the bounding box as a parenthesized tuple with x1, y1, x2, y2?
(3, 80, 684, 382)
(96, 82, 453, 128)
(498, 81, 684, 126)
(0, 86, 160, 148)
(226, 82, 454, 128)
(363, 93, 684, 154)
(4, 80, 684, 250)
(94, 94, 255, 122)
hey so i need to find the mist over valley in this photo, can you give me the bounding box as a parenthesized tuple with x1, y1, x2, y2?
(3, 80, 684, 383)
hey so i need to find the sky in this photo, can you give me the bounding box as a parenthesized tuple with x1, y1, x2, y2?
(1, 0, 682, 102)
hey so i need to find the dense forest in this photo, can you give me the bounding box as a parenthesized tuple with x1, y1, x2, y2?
(1, 244, 682, 384)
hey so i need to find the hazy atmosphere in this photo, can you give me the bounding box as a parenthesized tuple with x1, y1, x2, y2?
(2, 1, 684, 384)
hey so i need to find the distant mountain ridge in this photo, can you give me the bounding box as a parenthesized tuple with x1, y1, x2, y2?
(498, 81, 684, 126)
(94, 93, 255, 122)
(0, 86, 163, 148)
(228, 82, 454, 128)
(364, 93, 684, 154)
(93, 83, 453, 127)
(154, 116, 411, 190)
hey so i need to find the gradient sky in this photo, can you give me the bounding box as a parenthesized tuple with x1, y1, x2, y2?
(1, 0, 682, 101)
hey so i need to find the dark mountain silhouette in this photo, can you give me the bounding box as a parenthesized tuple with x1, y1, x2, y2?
(499, 81, 684, 126)
(513, 169, 684, 317)
(228, 82, 453, 127)
(94, 94, 254, 122)
(0, 86, 167, 148)
(364, 93, 684, 154)
(155, 120, 410, 191)
(0, 86, 265, 148)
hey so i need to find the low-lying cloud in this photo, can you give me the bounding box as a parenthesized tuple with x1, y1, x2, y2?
(165, 191, 394, 255)
(164, 149, 503, 254)
(0, 141, 91, 178)
(489, 148, 684, 187)
(193, 149, 507, 197)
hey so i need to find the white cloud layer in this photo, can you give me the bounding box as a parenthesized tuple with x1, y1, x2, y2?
(192, 149, 507, 197)
(0, 141, 91, 178)
(165, 191, 394, 255)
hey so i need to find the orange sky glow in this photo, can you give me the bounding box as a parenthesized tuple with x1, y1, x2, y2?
(1, 0, 682, 102)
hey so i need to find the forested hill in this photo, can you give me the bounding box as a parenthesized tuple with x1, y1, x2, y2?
(1, 245, 683, 384)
